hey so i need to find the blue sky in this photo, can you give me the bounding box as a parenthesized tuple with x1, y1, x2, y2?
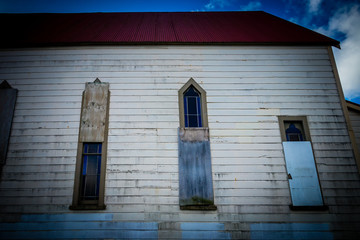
(1, 0, 359, 104)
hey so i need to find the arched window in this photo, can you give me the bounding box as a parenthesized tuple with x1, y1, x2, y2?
(184, 86, 202, 127)
(178, 78, 208, 128)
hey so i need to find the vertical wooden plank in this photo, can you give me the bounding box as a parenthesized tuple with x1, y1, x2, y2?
(0, 81, 17, 165)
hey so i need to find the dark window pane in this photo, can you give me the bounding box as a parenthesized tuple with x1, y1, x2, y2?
(197, 99, 202, 127)
(96, 175, 101, 196)
(81, 175, 87, 197)
(187, 97, 198, 114)
(184, 98, 188, 114)
(188, 115, 198, 127)
(184, 86, 202, 128)
(97, 156, 101, 173)
(184, 116, 189, 127)
(81, 143, 102, 200)
(84, 143, 102, 153)
(84, 175, 97, 198)
(86, 155, 99, 175)
(288, 134, 301, 141)
(286, 123, 304, 141)
(82, 156, 88, 175)
(184, 86, 200, 97)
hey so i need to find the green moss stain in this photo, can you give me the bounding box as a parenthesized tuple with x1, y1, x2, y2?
(191, 196, 214, 205)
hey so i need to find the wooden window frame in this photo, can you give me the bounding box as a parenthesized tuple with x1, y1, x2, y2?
(178, 78, 208, 128)
(278, 116, 311, 142)
(71, 143, 108, 210)
(79, 142, 102, 204)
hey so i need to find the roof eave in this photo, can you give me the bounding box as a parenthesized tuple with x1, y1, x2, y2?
(0, 41, 341, 49)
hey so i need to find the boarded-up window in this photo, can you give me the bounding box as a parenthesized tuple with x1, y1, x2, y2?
(70, 79, 110, 210)
(279, 116, 324, 208)
(178, 79, 216, 210)
(0, 81, 17, 166)
(282, 141, 324, 206)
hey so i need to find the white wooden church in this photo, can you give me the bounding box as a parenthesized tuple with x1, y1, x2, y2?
(0, 11, 360, 239)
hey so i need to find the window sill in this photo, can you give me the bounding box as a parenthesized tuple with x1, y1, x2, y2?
(289, 205, 328, 211)
(179, 127, 210, 142)
(69, 204, 106, 210)
(180, 205, 217, 211)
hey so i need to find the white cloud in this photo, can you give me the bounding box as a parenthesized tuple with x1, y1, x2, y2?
(328, 5, 360, 101)
(283, 1, 316, 28)
(306, 2, 360, 102)
(288, 0, 323, 28)
(203, 0, 262, 12)
(240, 1, 262, 11)
(205, 3, 215, 10)
(204, 0, 231, 10)
(308, 0, 322, 13)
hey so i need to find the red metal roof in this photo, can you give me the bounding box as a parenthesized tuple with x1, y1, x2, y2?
(0, 11, 340, 47)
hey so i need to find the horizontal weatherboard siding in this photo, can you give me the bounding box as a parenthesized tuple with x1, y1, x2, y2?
(0, 45, 359, 239)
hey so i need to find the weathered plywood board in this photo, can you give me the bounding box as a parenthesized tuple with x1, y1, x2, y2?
(79, 81, 109, 142)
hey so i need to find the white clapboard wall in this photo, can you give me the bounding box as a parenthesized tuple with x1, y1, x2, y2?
(0, 46, 359, 239)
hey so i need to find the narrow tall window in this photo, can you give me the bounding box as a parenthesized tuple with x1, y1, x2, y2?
(70, 79, 110, 210)
(80, 143, 102, 201)
(184, 86, 202, 127)
(178, 78, 208, 128)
